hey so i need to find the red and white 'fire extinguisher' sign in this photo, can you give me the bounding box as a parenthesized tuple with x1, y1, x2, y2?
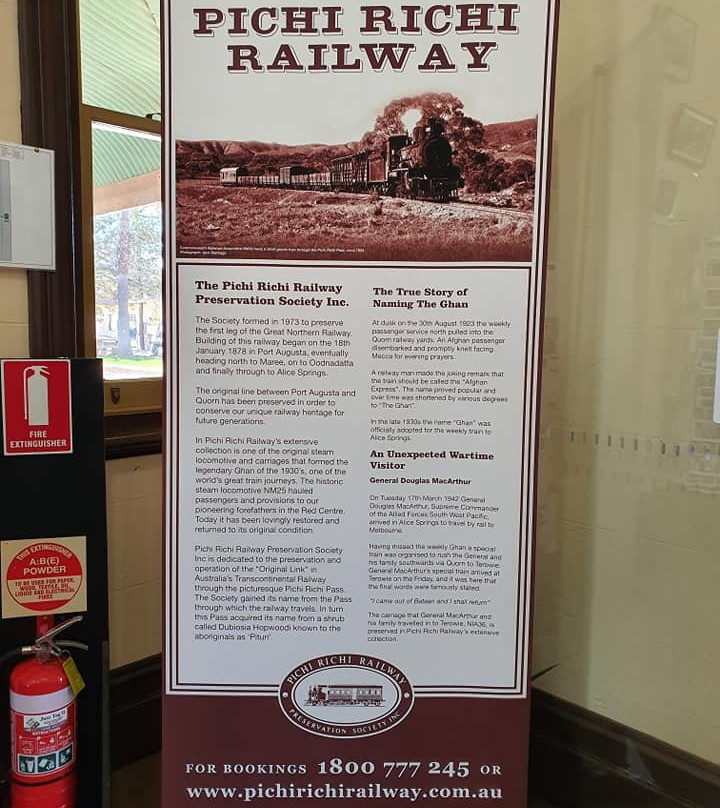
(8, 616, 85, 808)
(1, 359, 73, 455)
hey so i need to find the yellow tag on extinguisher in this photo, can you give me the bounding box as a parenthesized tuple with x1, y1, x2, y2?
(62, 655, 86, 696)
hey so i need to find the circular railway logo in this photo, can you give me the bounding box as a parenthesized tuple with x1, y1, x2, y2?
(279, 654, 414, 738)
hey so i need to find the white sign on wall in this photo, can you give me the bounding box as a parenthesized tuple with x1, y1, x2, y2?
(0, 142, 55, 272)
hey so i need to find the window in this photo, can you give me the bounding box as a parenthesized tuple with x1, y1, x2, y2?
(78, 0, 163, 415)
(80, 108, 163, 414)
(90, 121, 162, 379)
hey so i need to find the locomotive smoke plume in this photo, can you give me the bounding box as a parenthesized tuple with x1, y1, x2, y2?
(401, 108, 422, 135)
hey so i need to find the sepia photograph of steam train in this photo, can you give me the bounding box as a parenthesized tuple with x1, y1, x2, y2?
(175, 93, 539, 263)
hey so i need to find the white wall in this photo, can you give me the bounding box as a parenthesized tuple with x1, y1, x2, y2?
(106, 455, 163, 668)
(534, 0, 720, 764)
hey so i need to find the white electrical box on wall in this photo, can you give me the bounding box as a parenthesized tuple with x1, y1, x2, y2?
(0, 142, 55, 271)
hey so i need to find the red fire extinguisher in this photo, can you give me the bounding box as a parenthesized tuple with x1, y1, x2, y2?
(8, 616, 86, 808)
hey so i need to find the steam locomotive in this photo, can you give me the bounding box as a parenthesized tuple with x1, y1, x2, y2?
(219, 118, 463, 202)
(332, 118, 463, 201)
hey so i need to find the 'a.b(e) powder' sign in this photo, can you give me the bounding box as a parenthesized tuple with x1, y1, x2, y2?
(163, 1, 558, 804)
(1, 537, 87, 618)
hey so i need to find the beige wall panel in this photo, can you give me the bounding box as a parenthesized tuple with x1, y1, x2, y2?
(106, 456, 163, 666)
(106, 454, 163, 502)
(0, 270, 28, 324)
(109, 580, 162, 669)
(536, 0, 720, 763)
(107, 494, 162, 592)
(0, 323, 30, 358)
(0, 0, 21, 142)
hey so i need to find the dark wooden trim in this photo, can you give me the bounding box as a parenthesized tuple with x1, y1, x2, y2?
(18, 0, 86, 359)
(110, 655, 162, 769)
(105, 412, 163, 459)
(530, 689, 720, 808)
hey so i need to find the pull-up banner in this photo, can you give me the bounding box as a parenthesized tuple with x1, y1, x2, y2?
(163, 2, 558, 805)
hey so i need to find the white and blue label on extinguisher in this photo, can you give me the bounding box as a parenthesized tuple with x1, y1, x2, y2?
(10, 682, 77, 782)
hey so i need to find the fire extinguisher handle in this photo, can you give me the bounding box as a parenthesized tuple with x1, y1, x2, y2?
(35, 614, 83, 645)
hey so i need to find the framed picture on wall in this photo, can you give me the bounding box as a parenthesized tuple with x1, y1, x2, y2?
(654, 5, 697, 82)
(668, 105, 716, 168)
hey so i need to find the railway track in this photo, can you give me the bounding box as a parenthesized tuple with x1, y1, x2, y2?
(451, 201, 534, 220)
(388, 196, 535, 223)
(185, 178, 534, 226)
(177, 177, 536, 262)
(210, 178, 534, 220)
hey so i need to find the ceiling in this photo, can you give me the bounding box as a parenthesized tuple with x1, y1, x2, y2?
(79, 0, 161, 189)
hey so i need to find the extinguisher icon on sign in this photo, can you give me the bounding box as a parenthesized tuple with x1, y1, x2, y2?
(23, 366, 50, 427)
(7, 616, 86, 808)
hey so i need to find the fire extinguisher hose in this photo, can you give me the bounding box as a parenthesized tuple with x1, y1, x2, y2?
(54, 641, 89, 652)
(0, 647, 24, 668)
(0, 641, 88, 668)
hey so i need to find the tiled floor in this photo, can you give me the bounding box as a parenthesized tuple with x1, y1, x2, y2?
(112, 755, 556, 807)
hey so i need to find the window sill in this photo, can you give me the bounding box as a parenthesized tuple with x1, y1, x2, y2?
(105, 411, 162, 459)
